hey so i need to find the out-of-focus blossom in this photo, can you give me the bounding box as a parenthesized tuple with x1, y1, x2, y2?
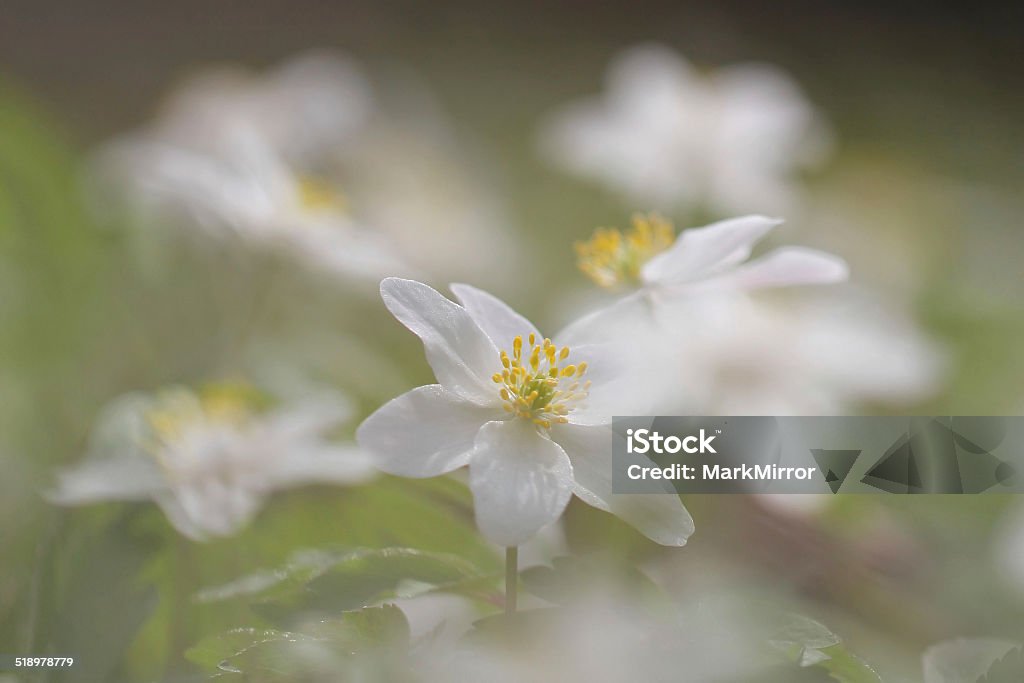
(563, 213, 847, 349)
(574, 213, 846, 295)
(417, 593, 777, 683)
(561, 213, 940, 419)
(357, 278, 694, 547)
(539, 43, 832, 216)
(143, 51, 375, 162)
(94, 51, 517, 286)
(655, 293, 944, 414)
(48, 382, 373, 541)
(598, 292, 942, 417)
(99, 130, 410, 281)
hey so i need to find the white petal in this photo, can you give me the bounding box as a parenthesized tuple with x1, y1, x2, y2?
(558, 343, 624, 426)
(156, 482, 262, 541)
(153, 492, 211, 541)
(380, 278, 500, 404)
(450, 283, 540, 349)
(84, 392, 158, 460)
(264, 392, 352, 439)
(705, 246, 848, 290)
(469, 420, 574, 547)
(356, 385, 495, 478)
(47, 457, 167, 505)
(291, 224, 415, 283)
(263, 50, 375, 154)
(554, 290, 651, 348)
(641, 215, 781, 287)
(606, 43, 699, 108)
(552, 423, 695, 546)
(264, 444, 377, 488)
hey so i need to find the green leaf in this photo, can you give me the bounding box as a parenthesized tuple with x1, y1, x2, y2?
(814, 644, 883, 683)
(767, 614, 842, 653)
(186, 607, 410, 679)
(197, 546, 494, 620)
(768, 614, 881, 683)
(185, 627, 302, 672)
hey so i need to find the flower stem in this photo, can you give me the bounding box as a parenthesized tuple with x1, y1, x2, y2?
(505, 546, 518, 616)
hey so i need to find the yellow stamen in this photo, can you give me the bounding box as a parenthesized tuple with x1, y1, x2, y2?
(296, 175, 347, 213)
(494, 334, 591, 430)
(575, 212, 675, 288)
(146, 381, 263, 447)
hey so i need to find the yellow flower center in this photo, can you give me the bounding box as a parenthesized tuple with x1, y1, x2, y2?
(491, 334, 590, 429)
(575, 213, 675, 288)
(296, 175, 348, 214)
(146, 382, 262, 444)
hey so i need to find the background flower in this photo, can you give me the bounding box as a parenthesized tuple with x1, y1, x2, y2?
(538, 43, 833, 217)
(92, 50, 520, 289)
(49, 383, 374, 540)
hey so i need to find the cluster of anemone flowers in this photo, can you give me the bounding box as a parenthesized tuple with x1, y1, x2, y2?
(43, 42, 949, 679)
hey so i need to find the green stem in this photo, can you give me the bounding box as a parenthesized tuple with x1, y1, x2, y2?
(505, 546, 518, 616)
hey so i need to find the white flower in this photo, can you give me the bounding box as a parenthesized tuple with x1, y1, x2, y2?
(539, 43, 832, 216)
(356, 278, 694, 547)
(94, 50, 517, 286)
(564, 216, 937, 417)
(100, 129, 411, 282)
(646, 293, 944, 415)
(146, 50, 374, 163)
(48, 383, 374, 541)
(567, 213, 847, 332)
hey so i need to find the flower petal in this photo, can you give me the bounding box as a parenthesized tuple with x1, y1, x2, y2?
(264, 444, 377, 488)
(380, 278, 500, 404)
(555, 290, 650, 348)
(450, 283, 540, 349)
(558, 343, 624, 426)
(291, 224, 415, 283)
(552, 422, 695, 546)
(641, 215, 781, 287)
(705, 246, 848, 290)
(469, 420, 574, 547)
(46, 457, 167, 505)
(156, 482, 262, 541)
(357, 385, 495, 478)
(264, 391, 353, 438)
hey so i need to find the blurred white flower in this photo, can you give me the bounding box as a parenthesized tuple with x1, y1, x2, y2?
(575, 213, 846, 295)
(94, 50, 517, 286)
(561, 214, 938, 419)
(100, 129, 411, 282)
(145, 50, 375, 162)
(417, 592, 772, 683)
(356, 278, 693, 547)
(539, 43, 832, 216)
(564, 213, 847, 349)
(628, 292, 942, 416)
(48, 383, 374, 541)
